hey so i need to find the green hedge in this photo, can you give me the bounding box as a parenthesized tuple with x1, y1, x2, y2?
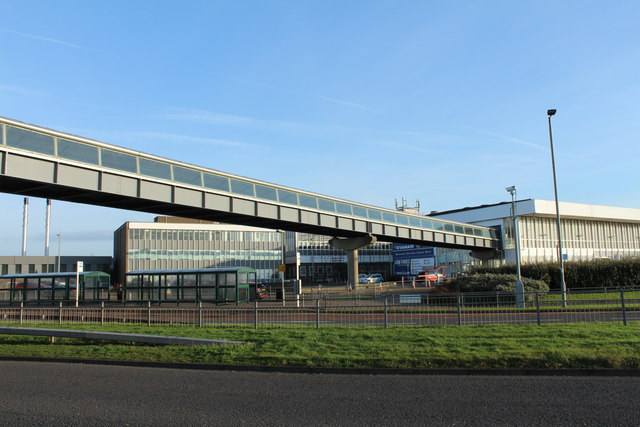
(447, 273, 548, 298)
(471, 258, 640, 290)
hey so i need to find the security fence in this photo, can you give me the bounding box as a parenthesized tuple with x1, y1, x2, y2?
(0, 289, 638, 329)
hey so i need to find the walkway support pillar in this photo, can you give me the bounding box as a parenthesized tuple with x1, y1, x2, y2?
(329, 234, 377, 289)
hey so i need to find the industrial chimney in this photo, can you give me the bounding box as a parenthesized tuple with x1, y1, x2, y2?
(22, 198, 29, 256)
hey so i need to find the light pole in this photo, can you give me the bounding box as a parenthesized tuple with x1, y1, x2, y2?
(56, 232, 61, 273)
(506, 186, 524, 307)
(547, 109, 567, 304)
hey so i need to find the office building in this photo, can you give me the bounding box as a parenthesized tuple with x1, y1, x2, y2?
(113, 217, 284, 284)
(428, 199, 640, 271)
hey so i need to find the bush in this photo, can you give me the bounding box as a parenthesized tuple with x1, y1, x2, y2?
(471, 258, 640, 290)
(447, 273, 549, 297)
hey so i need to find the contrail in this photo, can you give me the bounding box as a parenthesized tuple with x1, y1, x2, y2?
(465, 126, 546, 150)
(204, 71, 376, 112)
(0, 28, 110, 54)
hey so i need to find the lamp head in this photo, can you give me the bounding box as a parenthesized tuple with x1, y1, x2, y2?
(547, 109, 557, 116)
(505, 186, 516, 195)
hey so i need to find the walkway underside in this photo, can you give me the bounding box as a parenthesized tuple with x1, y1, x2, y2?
(0, 173, 496, 252)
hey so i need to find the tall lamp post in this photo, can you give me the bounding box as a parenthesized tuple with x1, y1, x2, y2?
(547, 109, 567, 304)
(506, 186, 524, 307)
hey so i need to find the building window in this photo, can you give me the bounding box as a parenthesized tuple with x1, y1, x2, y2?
(1, 264, 7, 275)
(28, 264, 36, 273)
(15, 265, 22, 274)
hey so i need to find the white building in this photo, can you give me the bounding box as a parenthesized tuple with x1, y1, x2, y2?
(429, 199, 640, 267)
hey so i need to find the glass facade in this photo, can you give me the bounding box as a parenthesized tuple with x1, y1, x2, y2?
(120, 224, 283, 282)
(518, 216, 640, 262)
(286, 232, 393, 284)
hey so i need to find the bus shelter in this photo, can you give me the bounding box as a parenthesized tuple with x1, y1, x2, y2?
(124, 267, 257, 304)
(0, 271, 111, 303)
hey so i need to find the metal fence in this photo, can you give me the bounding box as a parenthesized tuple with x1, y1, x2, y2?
(0, 289, 638, 328)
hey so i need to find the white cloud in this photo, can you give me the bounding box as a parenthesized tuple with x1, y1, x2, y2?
(0, 84, 46, 97)
(118, 131, 264, 149)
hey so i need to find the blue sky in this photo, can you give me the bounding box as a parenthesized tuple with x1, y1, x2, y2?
(1, 1, 639, 256)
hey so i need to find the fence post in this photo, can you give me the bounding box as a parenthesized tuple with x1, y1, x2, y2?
(20, 302, 23, 325)
(254, 300, 258, 330)
(198, 301, 203, 328)
(59, 301, 63, 325)
(621, 290, 627, 326)
(456, 294, 462, 326)
(316, 298, 320, 328)
(101, 302, 105, 326)
(147, 301, 151, 327)
(384, 298, 388, 328)
(536, 292, 541, 326)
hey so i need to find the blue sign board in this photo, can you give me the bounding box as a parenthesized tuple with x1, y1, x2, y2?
(392, 244, 436, 276)
(392, 243, 435, 260)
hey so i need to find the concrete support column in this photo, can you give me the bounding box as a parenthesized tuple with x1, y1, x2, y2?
(329, 234, 377, 289)
(347, 249, 359, 288)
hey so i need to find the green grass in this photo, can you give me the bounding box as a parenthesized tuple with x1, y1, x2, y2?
(542, 290, 640, 301)
(1, 322, 640, 369)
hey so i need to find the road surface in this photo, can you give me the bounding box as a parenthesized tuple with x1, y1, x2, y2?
(1, 361, 639, 426)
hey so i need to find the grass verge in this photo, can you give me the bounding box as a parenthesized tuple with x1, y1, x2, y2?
(1, 322, 639, 370)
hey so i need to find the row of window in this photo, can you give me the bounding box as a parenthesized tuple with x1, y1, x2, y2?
(2, 123, 495, 239)
(127, 249, 282, 261)
(0, 263, 106, 275)
(128, 229, 282, 243)
(519, 217, 640, 249)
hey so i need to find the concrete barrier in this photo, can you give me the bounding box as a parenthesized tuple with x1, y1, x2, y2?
(0, 327, 243, 346)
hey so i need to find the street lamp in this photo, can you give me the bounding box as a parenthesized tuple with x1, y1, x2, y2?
(505, 186, 524, 307)
(547, 109, 567, 304)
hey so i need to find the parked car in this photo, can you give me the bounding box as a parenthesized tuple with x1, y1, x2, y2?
(255, 284, 269, 299)
(415, 266, 447, 286)
(358, 274, 369, 284)
(366, 274, 384, 284)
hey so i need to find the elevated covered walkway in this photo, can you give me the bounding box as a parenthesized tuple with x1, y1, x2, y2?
(0, 116, 500, 252)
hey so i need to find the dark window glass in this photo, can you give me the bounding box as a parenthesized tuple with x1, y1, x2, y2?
(231, 179, 255, 196)
(101, 149, 137, 173)
(382, 212, 396, 223)
(444, 224, 454, 232)
(367, 209, 382, 221)
(278, 189, 298, 205)
(397, 215, 409, 226)
(454, 225, 464, 234)
(204, 173, 230, 191)
(464, 227, 474, 236)
(318, 198, 336, 212)
(57, 138, 99, 164)
(474, 228, 484, 237)
(421, 219, 434, 229)
(299, 194, 318, 209)
(335, 202, 352, 215)
(255, 185, 278, 201)
(352, 206, 367, 218)
(140, 158, 171, 179)
(409, 216, 422, 227)
(173, 165, 202, 186)
(7, 126, 54, 155)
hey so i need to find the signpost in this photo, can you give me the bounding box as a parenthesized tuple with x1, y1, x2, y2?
(75, 261, 83, 307)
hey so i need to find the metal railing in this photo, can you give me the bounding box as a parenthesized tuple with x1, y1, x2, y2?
(0, 289, 637, 329)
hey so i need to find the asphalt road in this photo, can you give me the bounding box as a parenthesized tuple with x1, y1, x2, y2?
(1, 361, 639, 426)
